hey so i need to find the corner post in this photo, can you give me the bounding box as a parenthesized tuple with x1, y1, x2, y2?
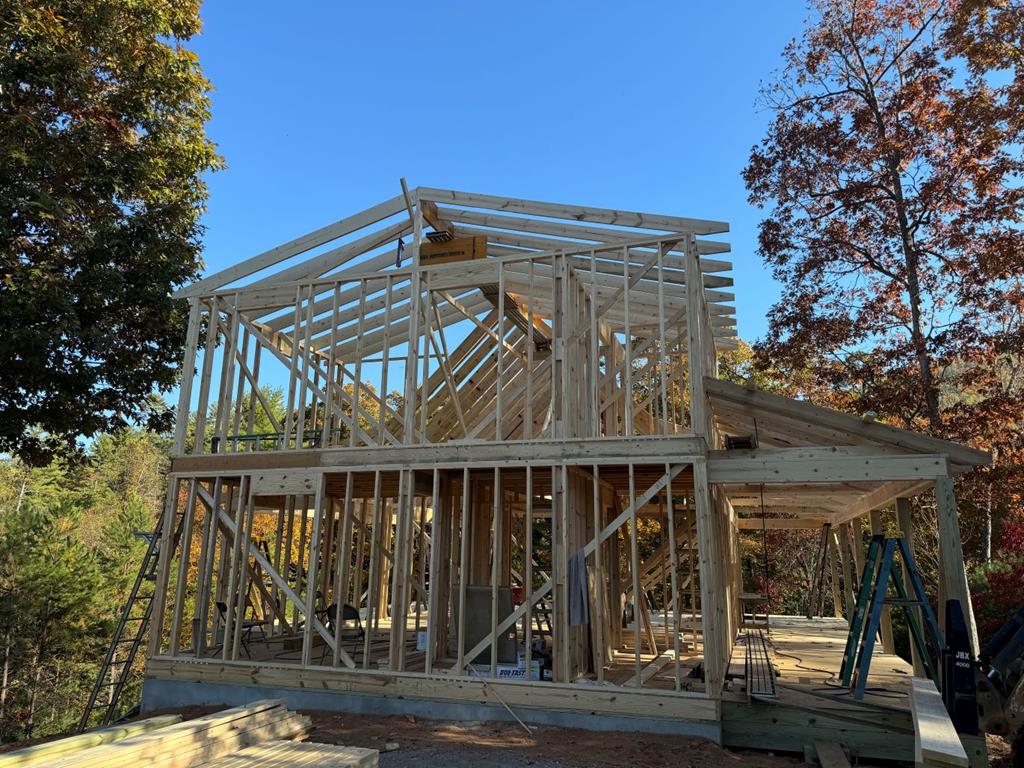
(693, 458, 725, 695)
(684, 235, 709, 437)
(934, 475, 979, 654)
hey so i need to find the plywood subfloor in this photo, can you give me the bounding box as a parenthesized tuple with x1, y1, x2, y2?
(766, 615, 914, 711)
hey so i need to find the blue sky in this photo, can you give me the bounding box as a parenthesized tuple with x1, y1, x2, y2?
(191, 2, 810, 343)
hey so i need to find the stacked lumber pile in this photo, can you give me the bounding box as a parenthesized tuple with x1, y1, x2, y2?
(1, 701, 377, 767)
(0, 715, 183, 767)
(41, 701, 307, 768)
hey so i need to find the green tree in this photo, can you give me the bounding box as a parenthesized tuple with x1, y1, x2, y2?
(0, 0, 223, 465)
(0, 426, 170, 740)
(0, 497, 103, 739)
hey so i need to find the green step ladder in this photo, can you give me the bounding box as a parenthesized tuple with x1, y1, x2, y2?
(838, 535, 944, 699)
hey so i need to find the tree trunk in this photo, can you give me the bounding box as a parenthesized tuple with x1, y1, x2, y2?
(25, 640, 42, 739)
(0, 630, 10, 722)
(860, 70, 944, 433)
(985, 480, 993, 562)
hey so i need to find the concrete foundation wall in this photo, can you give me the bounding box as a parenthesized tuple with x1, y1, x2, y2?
(142, 676, 722, 741)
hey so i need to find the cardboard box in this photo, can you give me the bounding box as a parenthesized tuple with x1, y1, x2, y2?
(468, 662, 541, 681)
(419, 235, 487, 265)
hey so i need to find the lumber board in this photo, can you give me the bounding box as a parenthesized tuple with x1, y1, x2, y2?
(910, 677, 968, 767)
(0, 715, 183, 767)
(174, 194, 407, 298)
(170, 435, 707, 474)
(197, 741, 379, 768)
(708, 447, 951, 484)
(735, 517, 827, 530)
(146, 657, 721, 723)
(418, 187, 730, 235)
(436, 205, 733, 259)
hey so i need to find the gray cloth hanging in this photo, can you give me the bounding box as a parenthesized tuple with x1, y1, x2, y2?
(567, 548, 590, 627)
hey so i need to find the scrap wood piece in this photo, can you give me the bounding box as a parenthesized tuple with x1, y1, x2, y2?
(814, 741, 852, 768)
(0, 715, 183, 767)
(196, 740, 379, 768)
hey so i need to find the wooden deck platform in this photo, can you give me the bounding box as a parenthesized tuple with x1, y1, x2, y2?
(723, 616, 987, 766)
(723, 616, 918, 763)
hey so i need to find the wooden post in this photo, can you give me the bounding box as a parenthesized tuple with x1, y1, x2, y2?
(169, 480, 198, 655)
(627, 464, 642, 684)
(192, 301, 219, 455)
(834, 526, 855, 622)
(222, 476, 247, 661)
(828, 533, 843, 618)
(896, 497, 927, 676)
(173, 298, 202, 454)
(148, 477, 181, 658)
(850, 517, 866, 579)
(231, 486, 257, 661)
(868, 510, 896, 654)
(666, 465, 683, 691)
(591, 466, 605, 684)
(425, 469, 442, 674)
(302, 476, 326, 666)
(934, 476, 979, 654)
(194, 478, 221, 653)
(364, 473, 384, 666)
(456, 468, 471, 672)
(523, 466, 535, 674)
(333, 473, 354, 667)
(490, 468, 502, 678)
(685, 236, 708, 436)
(693, 459, 725, 695)
(389, 469, 415, 670)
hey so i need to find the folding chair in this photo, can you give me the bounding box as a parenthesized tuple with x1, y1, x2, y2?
(215, 601, 266, 659)
(318, 603, 365, 663)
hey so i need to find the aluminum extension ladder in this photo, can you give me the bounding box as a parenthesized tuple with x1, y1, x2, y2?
(839, 535, 944, 699)
(77, 504, 186, 732)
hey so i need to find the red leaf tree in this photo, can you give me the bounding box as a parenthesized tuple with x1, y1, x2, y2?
(744, 0, 1024, 587)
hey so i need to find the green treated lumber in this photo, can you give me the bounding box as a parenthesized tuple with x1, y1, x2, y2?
(0, 715, 183, 767)
(46, 700, 284, 768)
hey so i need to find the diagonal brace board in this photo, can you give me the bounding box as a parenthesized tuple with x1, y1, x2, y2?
(452, 463, 687, 672)
(194, 483, 357, 669)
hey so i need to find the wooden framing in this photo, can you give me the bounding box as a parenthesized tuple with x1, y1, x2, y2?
(148, 187, 990, 734)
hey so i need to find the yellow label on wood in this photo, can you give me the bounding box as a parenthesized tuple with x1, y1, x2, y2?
(419, 235, 487, 265)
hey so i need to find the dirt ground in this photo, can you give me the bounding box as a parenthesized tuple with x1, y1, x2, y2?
(305, 711, 803, 768)
(4, 708, 1014, 766)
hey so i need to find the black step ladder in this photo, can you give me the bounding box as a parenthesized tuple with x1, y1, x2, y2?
(77, 503, 186, 732)
(839, 535, 943, 699)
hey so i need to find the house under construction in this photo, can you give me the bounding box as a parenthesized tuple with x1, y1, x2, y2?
(131, 186, 990, 763)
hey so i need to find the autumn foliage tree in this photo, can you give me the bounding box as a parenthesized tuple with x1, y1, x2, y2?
(745, 0, 1023, 575)
(0, 1, 222, 465)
